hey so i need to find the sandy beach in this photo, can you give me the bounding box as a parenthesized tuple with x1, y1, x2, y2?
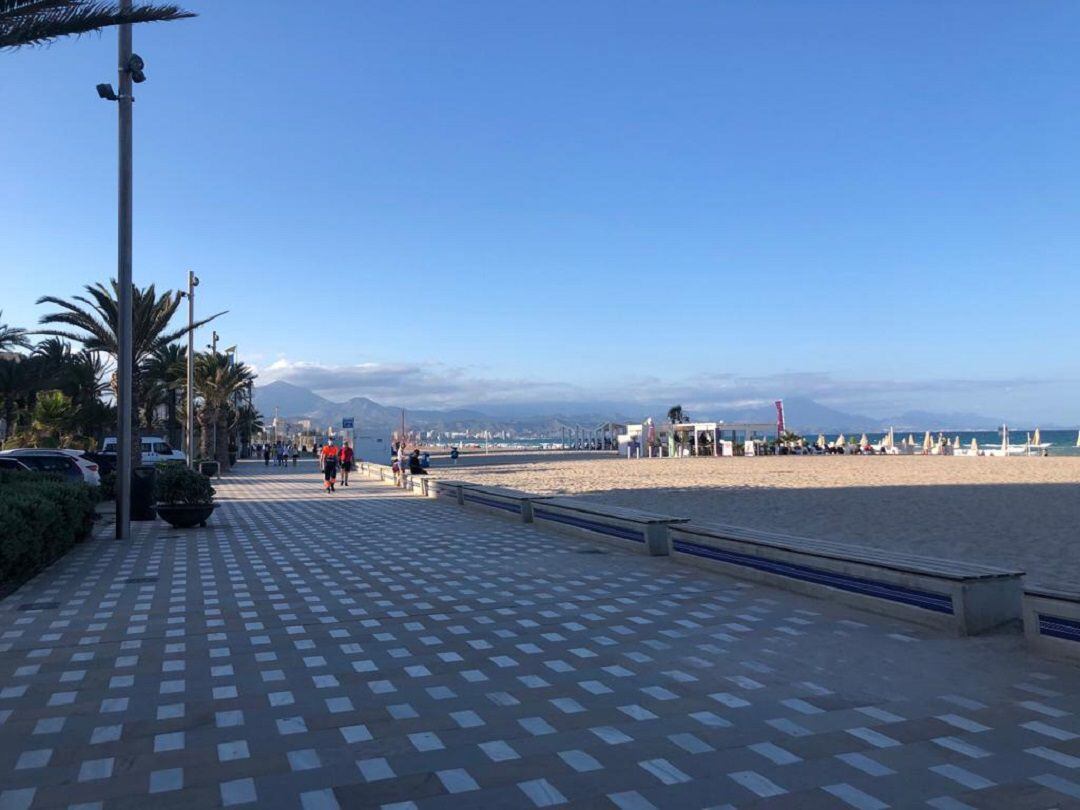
(430, 452, 1080, 591)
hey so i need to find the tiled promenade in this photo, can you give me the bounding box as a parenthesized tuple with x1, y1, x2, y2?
(2, 462, 1080, 809)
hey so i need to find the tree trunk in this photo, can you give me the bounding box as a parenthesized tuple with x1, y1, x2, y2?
(199, 407, 214, 460)
(130, 370, 142, 472)
(215, 413, 229, 471)
(1, 400, 14, 445)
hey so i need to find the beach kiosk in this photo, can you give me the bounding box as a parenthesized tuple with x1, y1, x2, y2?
(624, 421, 775, 457)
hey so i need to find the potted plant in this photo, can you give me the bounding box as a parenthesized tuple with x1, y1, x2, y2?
(154, 464, 216, 528)
(197, 457, 220, 478)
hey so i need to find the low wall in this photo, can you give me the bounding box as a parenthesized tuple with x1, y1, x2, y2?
(670, 523, 1024, 636)
(531, 497, 687, 556)
(460, 484, 546, 522)
(1024, 587, 1080, 664)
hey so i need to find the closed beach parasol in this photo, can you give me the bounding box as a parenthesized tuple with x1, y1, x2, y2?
(1034, 427, 1042, 446)
(885, 428, 895, 448)
(816, 434, 826, 449)
(971, 437, 979, 454)
(907, 434, 915, 447)
(836, 433, 846, 448)
(952, 435, 960, 449)
(922, 431, 932, 452)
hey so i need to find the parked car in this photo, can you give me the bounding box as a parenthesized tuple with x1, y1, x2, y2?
(100, 437, 188, 466)
(56, 449, 103, 486)
(82, 450, 115, 476)
(0, 451, 84, 482)
(0, 448, 101, 485)
(0, 456, 32, 473)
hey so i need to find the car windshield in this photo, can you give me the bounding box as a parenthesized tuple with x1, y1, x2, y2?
(0, 459, 25, 470)
(154, 442, 173, 454)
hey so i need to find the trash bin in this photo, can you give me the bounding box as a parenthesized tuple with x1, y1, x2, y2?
(199, 460, 220, 478)
(131, 465, 157, 521)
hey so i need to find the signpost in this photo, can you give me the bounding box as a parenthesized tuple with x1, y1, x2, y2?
(341, 417, 355, 453)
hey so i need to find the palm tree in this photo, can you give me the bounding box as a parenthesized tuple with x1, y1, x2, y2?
(1, 1, 194, 50)
(141, 343, 185, 441)
(667, 405, 686, 424)
(30, 389, 78, 447)
(234, 402, 263, 454)
(31, 336, 72, 376)
(37, 280, 221, 468)
(0, 356, 33, 444)
(195, 352, 255, 470)
(0, 310, 30, 353)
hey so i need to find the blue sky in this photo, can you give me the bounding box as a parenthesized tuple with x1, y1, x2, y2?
(3, 1, 1079, 421)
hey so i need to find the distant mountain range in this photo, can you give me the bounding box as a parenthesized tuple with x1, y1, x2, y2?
(253, 381, 1008, 435)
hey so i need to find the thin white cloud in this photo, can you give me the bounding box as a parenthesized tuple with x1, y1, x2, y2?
(258, 356, 1051, 415)
(260, 358, 586, 407)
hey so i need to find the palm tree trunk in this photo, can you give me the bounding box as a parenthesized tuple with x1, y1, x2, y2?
(1, 400, 14, 444)
(199, 408, 214, 460)
(215, 413, 229, 470)
(130, 370, 142, 473)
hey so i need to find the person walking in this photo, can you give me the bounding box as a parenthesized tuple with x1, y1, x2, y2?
(321, 439, 339, 493)
(291, 444, 299, 466)
(339, 441, 354, 487)
(396, 442, 408, 488)
(263, 444, 270, 466)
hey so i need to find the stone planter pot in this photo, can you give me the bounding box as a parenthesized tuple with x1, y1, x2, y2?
(156, 503, 215, 528)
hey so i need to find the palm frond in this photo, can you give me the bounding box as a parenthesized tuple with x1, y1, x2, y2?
(1, 1, 194, 50)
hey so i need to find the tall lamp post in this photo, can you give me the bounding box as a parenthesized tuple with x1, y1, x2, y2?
(183, 271, 199, 468)
(96, 0, 145, 540)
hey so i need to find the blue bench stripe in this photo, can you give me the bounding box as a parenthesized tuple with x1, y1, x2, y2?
(463, 493, 522, 514)
(672, 539, 954, 615)
(1038, 613, 1080, 643)
(533, 509, 644, 543)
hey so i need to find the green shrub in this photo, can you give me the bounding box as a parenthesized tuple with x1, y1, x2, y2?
(154, 464, 214, 505)
(0, 471, 96, 587)
(98, 469, 116, 501)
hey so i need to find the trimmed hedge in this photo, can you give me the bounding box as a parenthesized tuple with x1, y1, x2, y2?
(0, 471, 96, 588)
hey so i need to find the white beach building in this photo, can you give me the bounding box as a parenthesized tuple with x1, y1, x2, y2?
(621, 421, 774, 458)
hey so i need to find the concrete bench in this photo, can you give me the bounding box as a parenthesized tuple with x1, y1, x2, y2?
(460, 484, 549, 523)
(1024, 586, 1080, 663)
(531, 497, 688, 556)
(669, 523, 1024, 636)
(365, 463, 393, 483)
(429, 479, 467, 504)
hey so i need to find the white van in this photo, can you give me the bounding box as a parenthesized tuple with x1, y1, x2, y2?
(101, 436, 188, 465)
